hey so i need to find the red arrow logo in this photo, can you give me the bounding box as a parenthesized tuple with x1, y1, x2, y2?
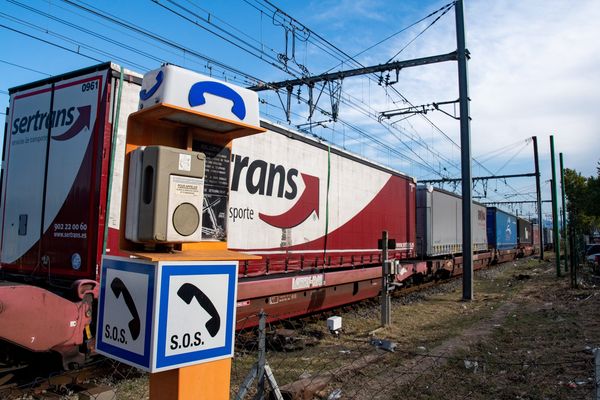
(51, 106, 91, 141)
(259, 173, 319, 229)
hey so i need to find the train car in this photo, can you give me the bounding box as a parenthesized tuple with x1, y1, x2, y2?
(1, 62, 536, 371)
(0, 63, 141, 368)
(517, 217, 535, 257)
(227, 121, 417, 323)
(486, 207, 518, 263)
(0, 63, 419, 367)
(415, 186, 490, 272)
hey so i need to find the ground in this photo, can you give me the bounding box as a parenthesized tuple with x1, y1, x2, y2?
(6, 256, 598, 399)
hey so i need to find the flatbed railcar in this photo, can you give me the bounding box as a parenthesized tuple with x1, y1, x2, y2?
(0, 62, 529, 369)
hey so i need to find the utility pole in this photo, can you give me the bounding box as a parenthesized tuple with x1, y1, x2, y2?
(560, 153, 569, 273)
(550, 136, 561, 277)
(533, 136, 544, 260)
(456, 0, 473, 300)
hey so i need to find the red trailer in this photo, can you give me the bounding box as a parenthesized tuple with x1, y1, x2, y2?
(0, 63, 141, 367)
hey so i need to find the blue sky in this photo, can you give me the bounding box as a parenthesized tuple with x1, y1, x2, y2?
(2, 0, 599, 220)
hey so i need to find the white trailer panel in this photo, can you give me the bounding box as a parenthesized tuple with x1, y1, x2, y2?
(416, 187, 487, 257)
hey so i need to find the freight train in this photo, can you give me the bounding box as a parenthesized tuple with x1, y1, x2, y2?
(0, 63, 537, 370)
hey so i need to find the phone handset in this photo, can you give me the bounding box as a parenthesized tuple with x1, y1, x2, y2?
(188, 81, 246, 120)
(110, 277, 141, 340)
(177, 283, 221, 337)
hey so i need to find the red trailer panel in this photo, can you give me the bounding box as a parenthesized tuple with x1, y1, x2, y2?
(0, 64, 141, 281)
(225, 121, 416, 277)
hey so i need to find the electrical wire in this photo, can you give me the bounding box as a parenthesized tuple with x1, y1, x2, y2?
(386, 2, 455, 62)
(8, 1, 167, 66)
(494, 139, 532, 175)
(176, 0, 462, 178)
(0, 14, 146, 69)
(0, 58, 50, 76)
(252, 0, 464, 169)
(59, 0, 258, 85)
(327, 2, 455, 72)
(251, 0, 517, 195)
(3, 2, 436, 177)
(152, 0, 288, 72)
(0, 23, 103, 63)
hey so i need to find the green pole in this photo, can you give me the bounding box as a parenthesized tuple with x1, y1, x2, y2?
(550, 136, 561, 277)
(559, 153, 568, 273)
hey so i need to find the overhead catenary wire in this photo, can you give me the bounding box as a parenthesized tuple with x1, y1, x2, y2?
(2, 3, 439, 178)
(159, 0, 475, 185)
(223, 0, 463, 178)
(251, 0, 469, 170)
(8, 1, 167, 67)
(0, 58, 50, 76)
(152, 3, 525, 200)
(151, 0, 462, 179)
(326, 1, 456, 73)
(0, 23, 103, 63)
(386, 2, 455, 63)
(59, 0, 260, 85)
(35, 0, 224, 73)
(494, 138, 532, 175)
(151, 0, 291, 73)
(477, 137, 532, 164)
(250, 0, 533, 201)
(0, 14, 147, 70)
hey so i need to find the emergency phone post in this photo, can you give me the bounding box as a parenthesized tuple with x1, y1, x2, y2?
(96, 64, 265, 400)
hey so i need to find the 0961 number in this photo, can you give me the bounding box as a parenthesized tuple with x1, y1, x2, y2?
(81, 81, 99, 92)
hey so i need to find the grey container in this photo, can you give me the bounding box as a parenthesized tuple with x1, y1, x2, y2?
(416, 186, 488, 257)
(517, 217, 533, 245)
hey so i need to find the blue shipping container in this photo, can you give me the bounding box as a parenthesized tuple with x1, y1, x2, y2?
(486, 207, 517, 250)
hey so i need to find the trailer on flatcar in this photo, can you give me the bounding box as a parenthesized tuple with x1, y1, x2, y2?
(415, 186, 491, 276)
(0, 63, 421, 367)
(517, 217, 535, 257)
(486, 207, 518, 263)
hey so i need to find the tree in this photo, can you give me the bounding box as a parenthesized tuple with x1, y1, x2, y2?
(564, 167, 600, 237)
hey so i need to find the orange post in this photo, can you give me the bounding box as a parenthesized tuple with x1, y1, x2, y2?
(150, 359, 232, 400)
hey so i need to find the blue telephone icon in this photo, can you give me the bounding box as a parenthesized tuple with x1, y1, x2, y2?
(188, 81, 246, 120)
(139, 70, 163, 101)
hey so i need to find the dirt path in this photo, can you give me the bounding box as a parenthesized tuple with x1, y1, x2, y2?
(365, 302, 518, 400)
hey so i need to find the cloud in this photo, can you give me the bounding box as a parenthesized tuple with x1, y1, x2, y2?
(466, 0, 600, 176)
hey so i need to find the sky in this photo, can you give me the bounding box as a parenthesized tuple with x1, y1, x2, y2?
(1, 0, 599, 220)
